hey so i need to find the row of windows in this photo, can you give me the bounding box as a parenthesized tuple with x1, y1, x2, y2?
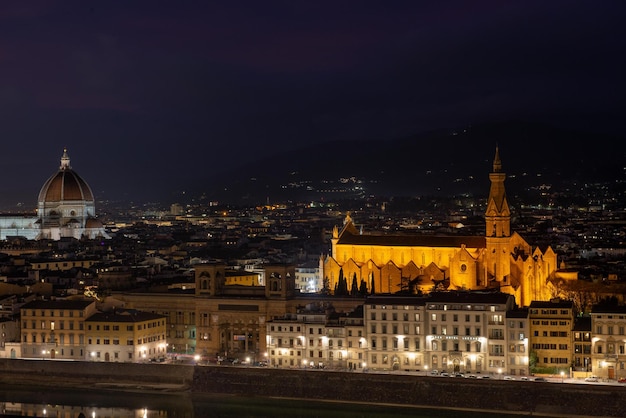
(532, 343, 569, 350)
(430, 313, 483, 322)
(427, 304, 496, 312)
(90, 351, 131, 360)
(24, 310, 84, 318)
(23, 333, 165, 345)
(23, 321, 84, 331)
(88, 324, 132, 331)
(595, 325, 626, 335)
(87, 338, 123, 345)
(531, 320, 570, 326)
(594, 343, 626, 355)
(542, 357, 569, 364)
(529, 309, 571, 315)
(23, 321, 161, 332)
(23, 333, 85, 344)
(370, 337, 421, 351)
(533, 331, 569, 337)
(370, 312, 420, 321)
(370, 354, 422, 365)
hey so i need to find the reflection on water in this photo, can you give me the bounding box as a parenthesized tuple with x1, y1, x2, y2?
(1, 402, 151, 418)
(0, 384, 525, 418)
(0, 385, 192, 418)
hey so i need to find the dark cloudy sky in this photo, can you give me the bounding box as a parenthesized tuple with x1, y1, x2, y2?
(0, 1, 624, 209)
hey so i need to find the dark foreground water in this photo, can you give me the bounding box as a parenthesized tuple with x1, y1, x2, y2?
(0, 384, 532, 418)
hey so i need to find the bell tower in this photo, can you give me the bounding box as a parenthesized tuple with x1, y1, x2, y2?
(264, 264, 296, 299)
(195, 262, 226, 296)
(485, 146, 512, 286)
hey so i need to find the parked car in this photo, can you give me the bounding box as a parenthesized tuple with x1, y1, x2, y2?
(617, 377, 626, 383)
(503, 376, 515, 380)
(429, 369, 439, 376)
(533, 377, 547, 382)
(584, 376, 599, 382)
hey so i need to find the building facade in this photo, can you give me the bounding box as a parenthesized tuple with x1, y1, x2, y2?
(506, 308, 530, 377)
(85, 308, 167, 362)
(364, 296, 426, 372)
(590, 305, 626, 380)
(322, 147, 559, 307)
(528, 299, 575, 373)
(20, 299, 97, 360)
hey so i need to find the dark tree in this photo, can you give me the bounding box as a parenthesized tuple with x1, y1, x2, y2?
(336, 268, 347, 296)
(350, 274, 358, 296)
(359, 279, 368, 296)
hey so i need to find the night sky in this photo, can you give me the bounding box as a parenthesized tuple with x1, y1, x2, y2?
(0, 1, 624, 210)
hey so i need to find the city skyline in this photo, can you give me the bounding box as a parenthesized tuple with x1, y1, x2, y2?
(0, 1, 624, 208)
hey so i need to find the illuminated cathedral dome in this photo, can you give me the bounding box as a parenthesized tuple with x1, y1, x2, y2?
(38, 148, 95, 203)
(36, 148, 108, 240)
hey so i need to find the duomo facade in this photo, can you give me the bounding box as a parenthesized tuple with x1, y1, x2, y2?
(322, 147, 564, 307)
(0, 148, 109, 241)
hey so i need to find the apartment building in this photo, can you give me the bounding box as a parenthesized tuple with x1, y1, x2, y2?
(266, 307, 327, 368)
(590, 304, 626, 380)
(343, 305, 366, 371)
(572, 315, 592, 373)
(20, 299, 97, 360)
(528, 299, 575, 373)
(425, 292, 516, 375)
(506, 308, 529, 377)
(364, 295, 426, 372)
(85, 308, 167, 362)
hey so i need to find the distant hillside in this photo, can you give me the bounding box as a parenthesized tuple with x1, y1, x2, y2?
(192, 120, 625, 205)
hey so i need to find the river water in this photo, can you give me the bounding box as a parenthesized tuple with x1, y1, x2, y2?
(0, 384, 528, 418)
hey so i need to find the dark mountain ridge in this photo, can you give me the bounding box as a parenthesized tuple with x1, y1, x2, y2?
(192, 120, 625, 205)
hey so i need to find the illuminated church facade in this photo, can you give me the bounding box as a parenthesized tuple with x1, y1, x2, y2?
(0, 148, 109, 241)
(322, 147, 558, 307)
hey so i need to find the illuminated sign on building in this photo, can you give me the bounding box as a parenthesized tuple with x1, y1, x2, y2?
(430, 335, 481, 341)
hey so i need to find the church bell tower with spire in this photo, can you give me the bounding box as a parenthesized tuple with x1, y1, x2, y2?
(484, 146, 512, 287)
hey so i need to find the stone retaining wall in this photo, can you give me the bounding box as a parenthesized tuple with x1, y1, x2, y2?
(1, 359, 624, 417)
(0, 358, 194, 387)
(191, 367, 626, 417)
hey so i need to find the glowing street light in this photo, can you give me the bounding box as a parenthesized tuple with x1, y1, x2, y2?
(560, 371, 565, 383)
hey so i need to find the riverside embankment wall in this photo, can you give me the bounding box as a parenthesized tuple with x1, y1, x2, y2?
(1, 359, 624, 417)
(0, 358, 194, 387)
(191, 367, 626, 417)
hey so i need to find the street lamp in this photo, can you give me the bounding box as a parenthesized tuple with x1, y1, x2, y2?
(498, 368, 502, 379)
(424, 365, 429, 376)
(560, 371, 565, 383)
